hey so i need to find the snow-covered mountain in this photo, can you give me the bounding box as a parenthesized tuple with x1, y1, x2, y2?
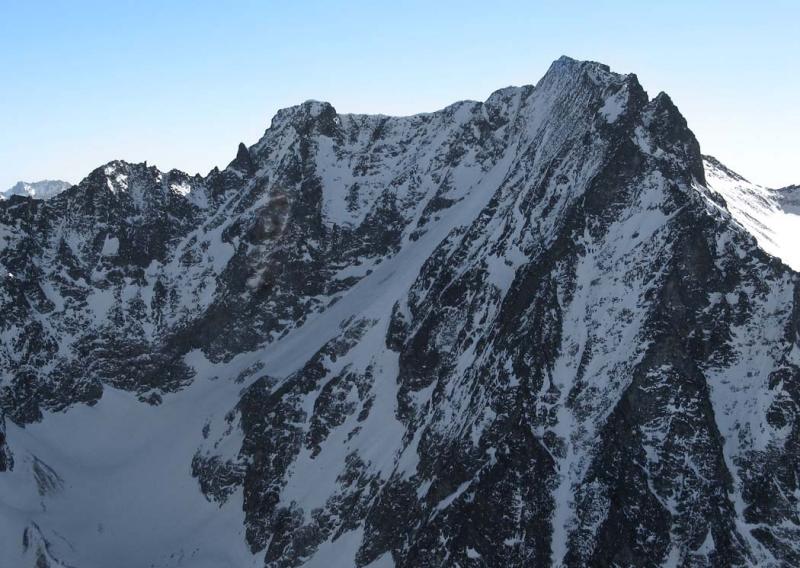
(1, 180, 71, 200)
(1, 57, 799, 568)
(704, 156, 800, 271)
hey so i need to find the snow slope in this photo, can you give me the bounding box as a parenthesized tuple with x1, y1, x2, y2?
(704, 155, 800, 270)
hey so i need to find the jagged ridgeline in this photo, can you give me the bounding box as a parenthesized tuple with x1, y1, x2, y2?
(1, 57, 799, 568)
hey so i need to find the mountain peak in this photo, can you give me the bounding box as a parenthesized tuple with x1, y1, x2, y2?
(553, 54, 611, 73)
(269, 99, 337, 126)
(538, 55, 619, 88)
(3, 59, 798, 568)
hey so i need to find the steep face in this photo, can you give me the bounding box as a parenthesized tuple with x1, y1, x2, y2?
(1, 180, 72, 200)
(1, 57, 799, 568)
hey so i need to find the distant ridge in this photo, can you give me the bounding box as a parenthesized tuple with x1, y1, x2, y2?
(1, 179, 72, 200)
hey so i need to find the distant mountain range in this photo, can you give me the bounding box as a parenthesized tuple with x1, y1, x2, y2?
(1, 179, 71, 200)
(1, 57, 799, 567)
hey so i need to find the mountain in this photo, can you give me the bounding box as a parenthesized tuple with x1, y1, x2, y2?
(703, 156, 800, 270)
(1, 57, 799, 568)
(1, 180, 72, 200)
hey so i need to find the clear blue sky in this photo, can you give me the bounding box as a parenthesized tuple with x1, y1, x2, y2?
(1, 0, 797, 190)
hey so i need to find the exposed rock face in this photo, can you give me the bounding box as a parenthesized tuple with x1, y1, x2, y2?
(1, 57, 799, 567)
(0, 416, 11, 472)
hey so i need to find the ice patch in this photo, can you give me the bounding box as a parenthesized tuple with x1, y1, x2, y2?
(101, 235, 119, 256)
(599, 85, 628, 123)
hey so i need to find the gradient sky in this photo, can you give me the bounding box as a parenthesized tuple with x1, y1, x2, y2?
(1, 0, 797, 190)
